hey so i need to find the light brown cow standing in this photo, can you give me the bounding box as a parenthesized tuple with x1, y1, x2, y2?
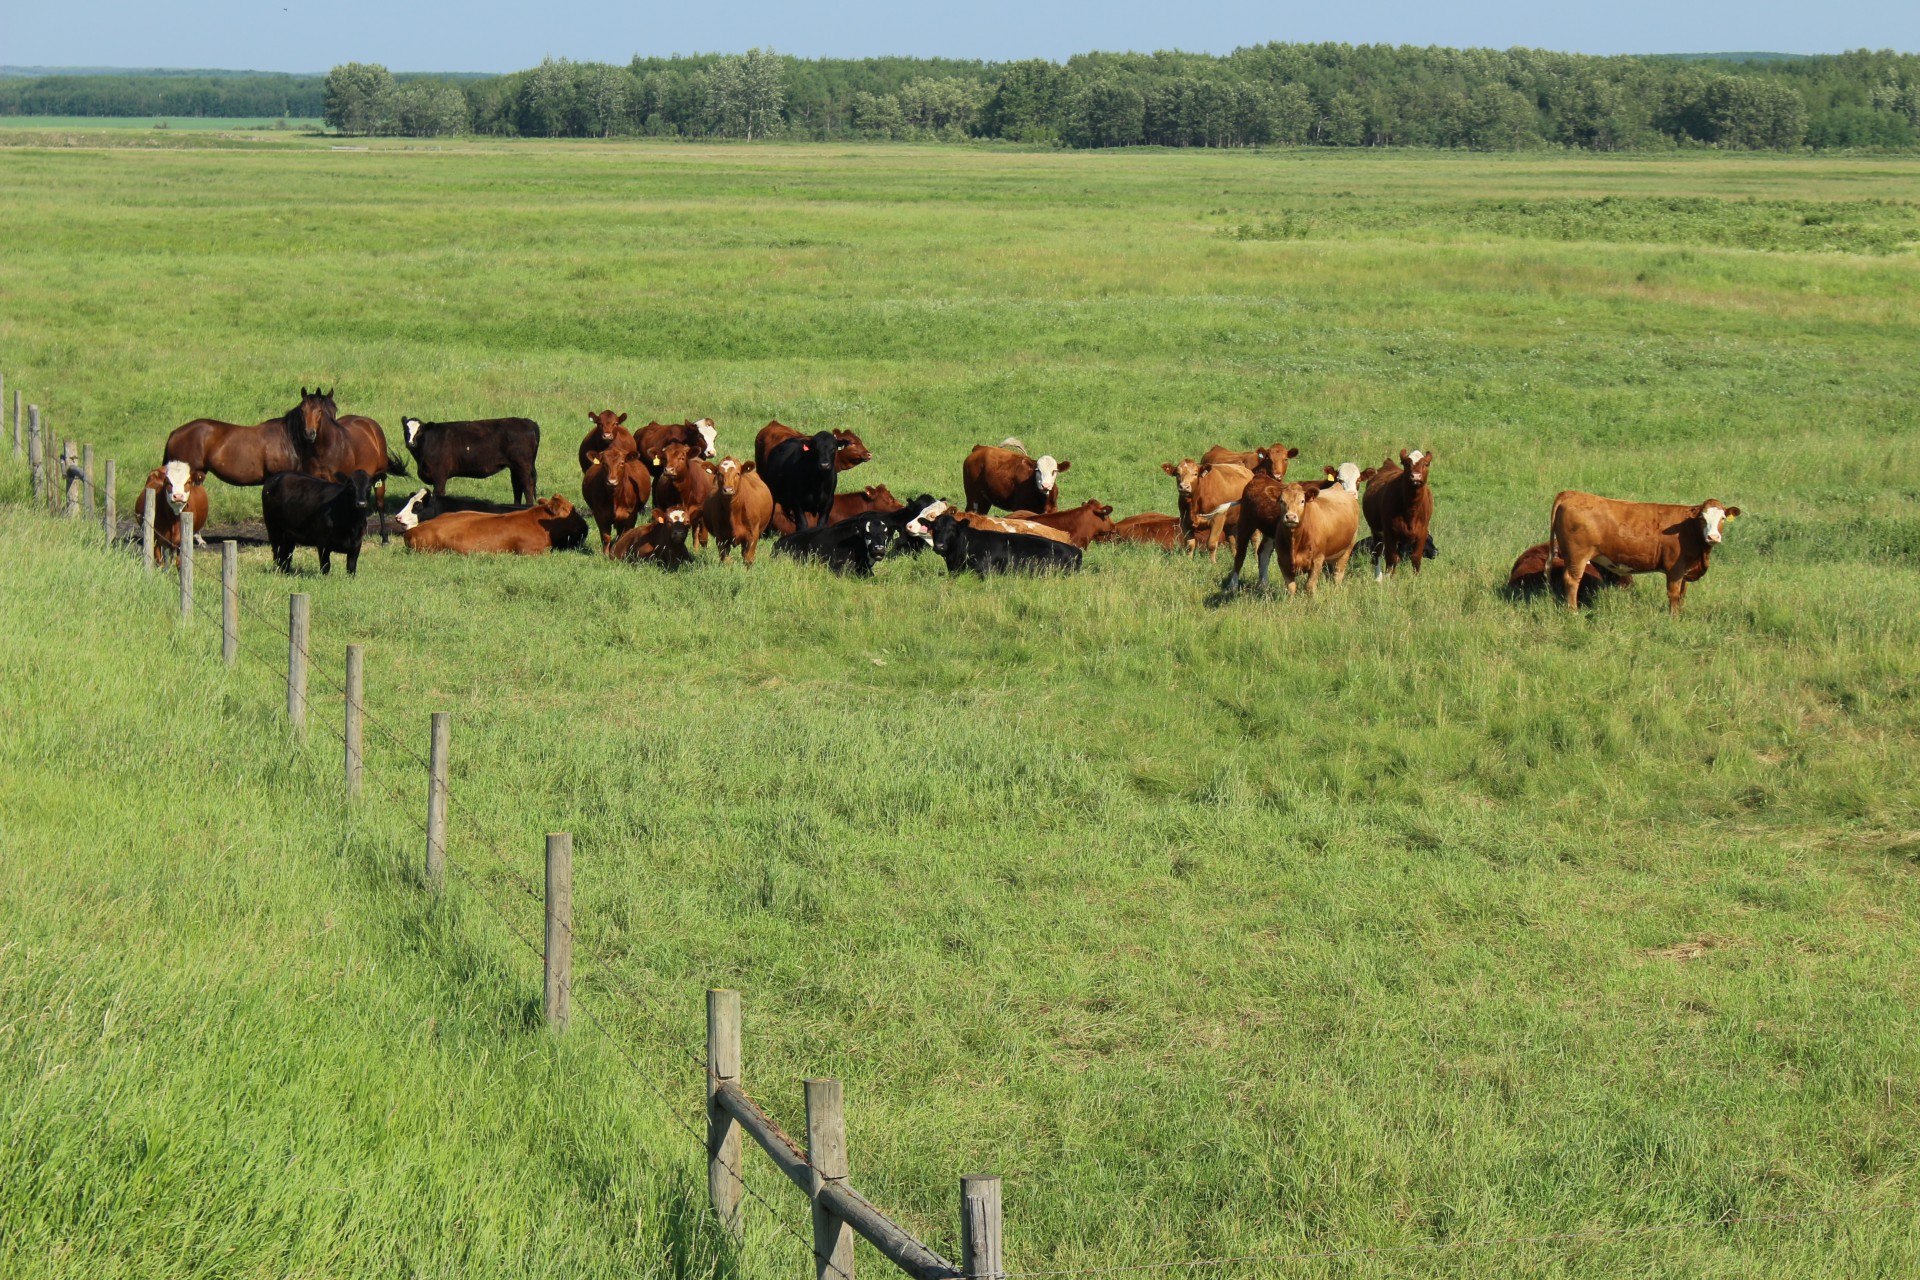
(1162, 458, 1268, 561)
(133, 461, 209, 565)
(400, 494, 588, 554)
(1224, 452, 1359, 595)
(702, 458, 775, 565)
(1549, 491, 1742, 615)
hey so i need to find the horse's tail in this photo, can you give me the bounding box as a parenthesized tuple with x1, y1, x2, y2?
(385, 450, 410, 478)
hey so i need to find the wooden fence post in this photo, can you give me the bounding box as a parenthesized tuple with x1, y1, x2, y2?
(288, 593, 310, 732)
(425, 712, 449, 890)
(27, 406, 42, 503)
(707, 989, 744, 1234)
(178, 518, 194, 619)
(544, 833, 572, 1034)
(221, 541, 238, 665)
(44, 423, 59, 514)
(344, 644, 364, 797)
(960, 1176, 1004, 1280)
(4, 373, 13, 461)
(141, 485, 155, 571)
(807, 1078, 855, 1280)
(102, 458, 116, 543)
(63, 440, 79, 516)
(81, 444, 95, 522)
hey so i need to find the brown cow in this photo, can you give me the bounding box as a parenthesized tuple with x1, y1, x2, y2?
(1162, 459, 1257, 561)
(401, 494, 587, 554)
(1548, 492, 1741, 615)
(1200, 441, 1296, 472)
(702, 458, 775, 565)
(1097, 512, 1186, 549)
(1006, 500, 1116, 549)
(132, 461, 209, 565)
(753, 421, 872, 473)
(1505, 540, 1633, 606)
(950, 509, 1075, 545)
(610, 507, 695, 569)
(578, 410, 635, 472)
(581, 448, 650, 550)
(962, 441, 1070, 514)
(769, 484, 902, 535)
(655, 445, 715, 548)
(637, 418, 717, 477)
(1224, 452, 1360, 595)
(1361, 449, 1435, 580)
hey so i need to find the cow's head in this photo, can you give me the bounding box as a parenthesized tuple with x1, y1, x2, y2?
(345, 470, 373, 513)
(162, 460, 200, 512)
(712, 456, 743, 497)
(1255, 446, 1299, 479)
(1399, 449, 1432, 488)
(692, 417, 718, 458)
(862, 485, 903, 513)
(856, 514, 893, 568)
(1325, 462, 1375, 497)
(541, 495, 577, 519)
(396, 488, 431, 530)
(929, 511, 965, 559)
(834, 430, 873, 467)
(1694, 500, 1742, 544)
(905, 498, 949, 544)
(587, 409, 628, 439)
(295, 387, 337, 446)
(805, 431, 839, 473)
(402, 415, 424, 447)
(1276, 481, 1321, 531)
(1163, 459, 1201, 495)
(1034, 455, 1069, 493)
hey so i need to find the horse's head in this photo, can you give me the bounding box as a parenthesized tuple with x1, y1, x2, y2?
(294, 387, 338, 447)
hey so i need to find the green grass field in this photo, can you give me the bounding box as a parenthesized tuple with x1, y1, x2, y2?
(3, 139, 1919, 1279)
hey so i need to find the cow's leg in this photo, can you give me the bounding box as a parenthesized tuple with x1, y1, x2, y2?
(1303, 554, 1322, 596)
(319, 547, 332, 575)
(1224, 527, 1251, 593)
(1409, 530, 1426, 574)
(1331, 546, 1353, 585)
(1667, 574, 1687, 616)
(347, 545, 360, 576)
(1254, 536, 1274, 592)
(1371, 534, 1385, 582)
(1563, 556, 1592, 611)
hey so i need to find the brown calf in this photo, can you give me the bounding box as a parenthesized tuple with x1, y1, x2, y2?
(581, 448, 650, 550)
(610, 508, 696, 569)
(1200, 441, 1296, 472)
(1361, 448, 1435, 580)
(1097, 512, 1186, 549)
(403, 495, 587, 554)
(1505, 540, 1633, 606)
(1548, 491, 1741, 615)
(702, 458, 775, 565)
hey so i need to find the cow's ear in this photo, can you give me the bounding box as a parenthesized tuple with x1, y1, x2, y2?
(1689, 503, 1705, 518)
(191, 469, 207, 484)
(1302, 486, 1320, 502)
(1399, 449, 1413, 467)
(1161, 462, 1176, 476)
(1359, 467, 1378, 483)
(616, 413, 628, 424)
(1324, 466, 1338, 480)
(1057, 460, 1071, 472)
(1286, 447, 1299, 459)
(741, 461, 756, 473)
(1725, 507, 1742, 519)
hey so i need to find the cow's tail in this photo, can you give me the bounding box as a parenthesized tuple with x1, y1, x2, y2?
(385, 449, 411, 478)
(1546, 494, 1565, 573)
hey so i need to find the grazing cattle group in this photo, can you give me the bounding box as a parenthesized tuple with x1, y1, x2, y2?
(147, 390, 1748, 615)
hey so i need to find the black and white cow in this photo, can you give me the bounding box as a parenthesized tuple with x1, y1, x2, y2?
(760, 430, 845, 532)
(263, 469, 374, 575)
(929, 512, 1081, 576)
(770, 512, 895, 576)
(399, 415, 541, 506)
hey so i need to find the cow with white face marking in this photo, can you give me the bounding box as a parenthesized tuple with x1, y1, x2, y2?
(1323, 462, 1377, 499)
(399, 414, 541, 506)
(962, 443, 1071, 515)
(1361, 448, 1435, 580)
(1548, 491, 1742, 616)
(133, 461, 209, 565)
(636, 418, 718, 480)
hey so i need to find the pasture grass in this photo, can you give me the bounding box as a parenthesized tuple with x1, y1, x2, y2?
(2, 140, 1919, 1278)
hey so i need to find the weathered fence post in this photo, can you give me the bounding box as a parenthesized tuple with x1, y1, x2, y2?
(27, 406, 43, 503)
(960, 1176, 1004, 1280)
(81, 444, 95, 522)
(3, 373, 13, 461)
(425, 712, 449, 890)
(221, 541, 238, 665)
(288, 593, 310, 732)
(141, 485, 155, 570)
(806, 1078, 855, 1280)
(707, 989, 744, 1233)
(44, 422, 59, 513)
(63, 440, 79, 516)
(544, 833, 572, 1034)
(102, 458, 116, 543)
(178, 518, 194, 619)
(344, 644, 364, 797)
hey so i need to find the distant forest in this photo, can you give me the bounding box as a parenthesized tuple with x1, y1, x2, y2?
(6, 46, 1920, 150)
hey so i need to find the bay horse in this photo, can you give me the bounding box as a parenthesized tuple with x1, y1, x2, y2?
(164, 388, 407, 542)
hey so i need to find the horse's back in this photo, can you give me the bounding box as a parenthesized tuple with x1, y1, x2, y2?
(168, 417, 293, 486)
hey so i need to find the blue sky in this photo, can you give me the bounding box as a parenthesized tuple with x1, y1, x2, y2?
(10, 0, 1918, 73)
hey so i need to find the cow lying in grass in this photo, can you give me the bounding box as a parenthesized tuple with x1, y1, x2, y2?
(398, 492, 587, 555)
(929, 512, 1081, 576)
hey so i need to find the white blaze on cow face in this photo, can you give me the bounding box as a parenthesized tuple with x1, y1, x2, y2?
(163, 460, 193, 510)
(403, 416, 423, 446)
(1035, 456, 1060, 492)
(1701, 504, 1728, 544)
(1333, 462, 1362, 496)
(907, 499, 950, 542)
(695, 419, 717, 457)
(396, 489, 429, 530)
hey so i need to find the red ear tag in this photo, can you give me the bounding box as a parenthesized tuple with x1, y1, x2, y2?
(802, 445, 811, 452)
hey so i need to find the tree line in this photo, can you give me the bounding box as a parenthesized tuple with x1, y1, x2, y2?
(7, 45, 1920, 150)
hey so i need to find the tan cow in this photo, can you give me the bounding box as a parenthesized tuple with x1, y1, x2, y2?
(1225, 451, 1359, 595)
(1004, 500, 1116, 548)
(950, 510, 1075, 545)
(401, 494, 588, 554)
(1162, 458, 1262, 561)
(1548, 491, 1742, 615)
(702, 458, 775, 565)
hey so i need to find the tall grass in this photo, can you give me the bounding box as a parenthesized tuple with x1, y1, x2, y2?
(2, 141, 1918, 1278)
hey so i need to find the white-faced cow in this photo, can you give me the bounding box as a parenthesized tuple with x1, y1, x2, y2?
(962, 441, 1070, 514)
(1548, 491, 1742, 615)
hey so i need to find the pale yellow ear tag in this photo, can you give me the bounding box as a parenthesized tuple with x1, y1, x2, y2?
(652, 456, 662, 466)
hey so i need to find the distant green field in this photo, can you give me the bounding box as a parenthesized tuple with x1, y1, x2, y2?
(0, 114, 320, 130)
(2, 140, 1918, 1279)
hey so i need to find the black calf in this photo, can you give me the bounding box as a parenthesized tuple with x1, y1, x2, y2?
(929, 513, 1081, 576)
(263, 470, 374, 575)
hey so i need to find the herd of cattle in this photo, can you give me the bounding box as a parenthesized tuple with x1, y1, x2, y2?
(138, 390, 1744, 614)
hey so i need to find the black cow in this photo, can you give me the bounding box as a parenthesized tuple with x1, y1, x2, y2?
(878, 494, 943, 554)
(760, 430, 845, 532)
(770, 512, 894, 576)
(400, 415, 541, 506)
(929, 512, 1082, 576)
(264, 469, 374, 575)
